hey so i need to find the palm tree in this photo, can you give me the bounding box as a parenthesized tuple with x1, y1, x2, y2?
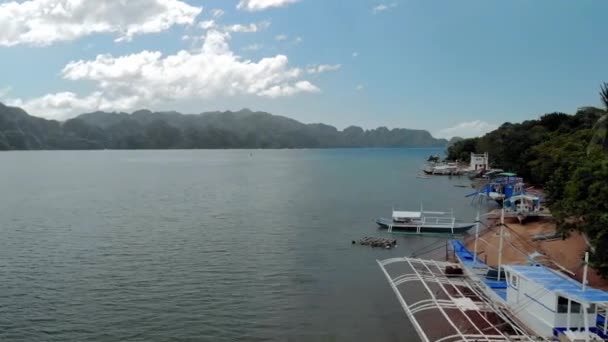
(588, 83, 608, 153)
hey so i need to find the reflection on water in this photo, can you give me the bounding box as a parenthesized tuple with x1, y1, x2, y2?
(0, 149, 475, 341)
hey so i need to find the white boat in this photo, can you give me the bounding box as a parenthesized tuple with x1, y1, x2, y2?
(378, 209, 608, 341)
(376, 208, 475, 234)
(423, 162, 463, 175)
(452, 239, 608, 341)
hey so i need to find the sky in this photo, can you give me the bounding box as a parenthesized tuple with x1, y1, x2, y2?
(1, 0, 607, 139)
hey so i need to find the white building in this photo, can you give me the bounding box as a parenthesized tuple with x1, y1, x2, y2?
(470, 152, 489, 171)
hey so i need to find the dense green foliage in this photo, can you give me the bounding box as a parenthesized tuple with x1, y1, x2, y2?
(447, 107, 605, 183)
(447, 85, 608, 276)
(0, 104, 447, 150)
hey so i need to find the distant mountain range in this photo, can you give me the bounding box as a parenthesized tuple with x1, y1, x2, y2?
(0, 102, 448, 150)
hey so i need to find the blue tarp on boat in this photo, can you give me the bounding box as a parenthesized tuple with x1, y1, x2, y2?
(451, 240, 508, 300)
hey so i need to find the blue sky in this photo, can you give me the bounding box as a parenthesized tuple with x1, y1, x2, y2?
(1, 0, 607, 138)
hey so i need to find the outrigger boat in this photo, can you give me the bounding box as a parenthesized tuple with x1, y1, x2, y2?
(378, 209, 608, 341)
(376, 207, 475, 234)
(467, 172, 551, 223)
(423, 162, 463, 175)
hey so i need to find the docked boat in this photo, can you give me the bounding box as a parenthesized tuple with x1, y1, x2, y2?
(378, 209, 608, 341)
(422, 162, 462, 175)
(376, 209, 475, 234)
(451, 240, 608, 341)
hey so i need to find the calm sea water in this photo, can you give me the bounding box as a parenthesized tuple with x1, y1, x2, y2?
(0, 148, 477, 341)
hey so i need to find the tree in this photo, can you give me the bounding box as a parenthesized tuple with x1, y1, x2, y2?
(588, 83, 608, 153)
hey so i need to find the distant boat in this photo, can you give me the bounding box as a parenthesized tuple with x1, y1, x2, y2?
(422, 162, 463, 175)
(376, 208, 475, 234)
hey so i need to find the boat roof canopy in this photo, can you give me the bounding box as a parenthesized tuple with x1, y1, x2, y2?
(378, 257, 537, 341)
(392, 211, 421, 219)
(508, 194, 539, 201)
(497, 172, 517, 177)
(505, 265, 608, 304)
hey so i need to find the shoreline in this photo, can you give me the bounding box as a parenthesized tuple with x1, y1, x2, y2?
(464, 208, 608, 290)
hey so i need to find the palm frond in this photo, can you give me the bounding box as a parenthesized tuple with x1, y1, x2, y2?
(601, 82, 608, 110)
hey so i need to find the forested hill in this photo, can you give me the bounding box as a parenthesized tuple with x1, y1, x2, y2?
(0, 103, 448, 150)
(447, 103, 608, 277)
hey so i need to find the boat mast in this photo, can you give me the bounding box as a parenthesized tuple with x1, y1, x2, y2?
(497, 206, 505, 282)
(583, 251, 589, 291)
(473, 210, 480, 266)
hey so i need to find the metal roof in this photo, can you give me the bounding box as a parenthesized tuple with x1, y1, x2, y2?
(377, 257, 538, 342)
(505, 265, 608, 304)
(392, 211, 421, 219)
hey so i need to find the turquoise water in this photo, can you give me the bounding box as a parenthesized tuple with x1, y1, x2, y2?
(0, 148, 477, 341)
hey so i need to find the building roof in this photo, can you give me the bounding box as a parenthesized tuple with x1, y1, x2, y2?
(392, 211, 421, 219)
(505, 265, 608, 304)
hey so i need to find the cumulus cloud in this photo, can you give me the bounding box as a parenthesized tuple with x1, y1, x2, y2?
(352, 52, 359, 58)
(436, 120, 498, 139)
(7, 92, 140, 121)
(0, 0, 202, 46)
(275, 34, 288, 41)
(224, 21, 270, 33)
(199, 20, 270, 34)
(199, 20, 216, 30)
(11, 30, 322, 119)
(237, 0, 299, 12)
(373, 2, 397, 13)
(306, 64, 341, 74)
(211, 8, 224, 18)
(356, 84, 364, 91)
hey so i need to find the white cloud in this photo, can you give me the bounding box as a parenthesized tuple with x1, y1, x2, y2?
(237, 0, 299, 12)
(199, 20, 216, 30)
(258, 81, 318, 98)
(352, 52, 359, 58)
(224, 21, 270, 33)
(373, 2, 397, 13)
(356, 84, 364, 91)
(211, 8, 224, 18)
(0, 0, 202, 46)
(275, 34, 288, 41)
(436, 120, 498, 139)
(293, 36, 302, 44)
(243, 43, 263, 51)
(11, 30, 322, 119)
(200, 20, 269, 34)
(6, 92, 140, 121)
(306, 64, 341, 74)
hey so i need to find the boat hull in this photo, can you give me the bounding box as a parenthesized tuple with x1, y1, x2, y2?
(376, 218, 474, 233)
(422, 169, 463, 176)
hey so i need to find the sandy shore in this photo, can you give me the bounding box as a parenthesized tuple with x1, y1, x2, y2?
(464, 209, 608, 290)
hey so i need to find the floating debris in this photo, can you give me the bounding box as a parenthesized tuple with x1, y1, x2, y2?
(356, 236, 397, 249)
